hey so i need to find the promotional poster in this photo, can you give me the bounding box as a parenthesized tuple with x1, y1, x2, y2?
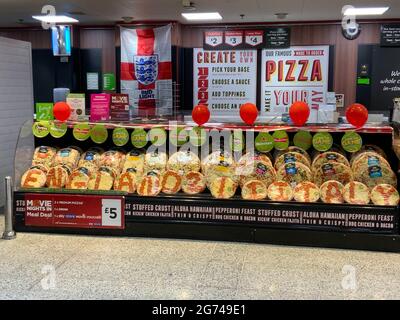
(193, 49, 257, 116)
(261, 45, 329, 117)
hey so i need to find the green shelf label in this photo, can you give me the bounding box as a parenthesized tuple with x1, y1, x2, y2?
(131, 128, 148, 148)
(32, 121, 50, 138)
(112, 127, 129, 146)
(49, 122, 67, 138)
(312, 132, 333, 152)
(73, 123, 91, 141)
(255, 132, 274, 153)
(90, 124, 108, 144)
(341, 131, 362, 153)
(273, 130, 289, 150)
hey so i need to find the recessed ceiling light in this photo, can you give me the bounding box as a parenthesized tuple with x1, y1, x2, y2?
(343, 7, 389, 16)
(32, 15, 79, 23)
(275, 13, 288, 19)
(181, 12, 222, 20)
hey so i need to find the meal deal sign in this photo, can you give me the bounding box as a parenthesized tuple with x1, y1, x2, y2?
(24, 194, 124, 229)
(261, 46, 329, 115)
(193, 49, 257, 115)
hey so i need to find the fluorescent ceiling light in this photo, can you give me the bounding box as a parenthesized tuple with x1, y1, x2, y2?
(343, 7, 389, 16)
(32, 15, 79, 23)
(181, 12, 222, 20)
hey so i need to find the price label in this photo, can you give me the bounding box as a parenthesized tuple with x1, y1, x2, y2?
(245, 30, 264, 47)
(205, 31, 223, 47)
(225, 31, 243, 47)
(102, 199, 122, 227)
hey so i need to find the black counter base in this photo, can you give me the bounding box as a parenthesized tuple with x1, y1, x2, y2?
(14, 222, 400, 253)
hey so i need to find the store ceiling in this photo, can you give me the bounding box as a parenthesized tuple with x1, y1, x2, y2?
(1, 0, 399, 27)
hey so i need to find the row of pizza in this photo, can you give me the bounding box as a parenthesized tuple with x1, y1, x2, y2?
(19, 144, 398, 205)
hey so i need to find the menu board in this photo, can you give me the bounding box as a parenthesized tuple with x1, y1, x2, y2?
(380, 24, 400, 47)
(193, 49, 257, 115)
(261, 46, 329, 116)
(265, 27, 290, 49)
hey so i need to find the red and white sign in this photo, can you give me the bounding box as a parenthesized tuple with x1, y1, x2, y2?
(245, 30, 264, 47)
(204, 31, 224, 47)
(261, 45, 329, 117)
(193, 49, 257, 115)
(225, 31, 243, 47)
(24, 194, 125, 229)
(120, 25, 172, 116)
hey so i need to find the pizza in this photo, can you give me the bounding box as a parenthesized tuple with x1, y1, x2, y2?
(32, 146, 56, 167)
(370, 184, 400, 206)
(209, 176, 237, 199)
(53, 147, 80, 169)
(319, 180, 344, 204)
(144, 150, 168, 172)
(235, 160, 276, 187)
(352, 153, 397, 188)
(137, 175, 161, 196)
(343, 181, 370, 205)
(311, 145, 346, 161)
(161, 170, 182, 194)
(293, 181, 320, 203)
(274, 152, 311, 171)
(267, 181, 293, 201)
(311, 152, 350, 172)
(350, 145, 387, 166)
(241, 180, 268, 200)
(21, 167, 47, 188)
(202, 151, 237, 186)
(113, 171, 137, 193)
(182, 171, 206, 195)
(122, 149, 145, 176)
(238, 151, 273, 168)
(276, 162, 312, 188)
(274, 146, 311, 164)
(46, 165, 71, 188)
(99, 150, 125, 174)
(66, 167, 91, 190)
(313, 162, 353, 186)
(167, 150, 201, 175)
(87, 167, 115, 191)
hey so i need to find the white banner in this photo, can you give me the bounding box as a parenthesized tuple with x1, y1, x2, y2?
(193, 49, 257, 116)
(120, 25, 172, 116)
(261, 46, 329, 116)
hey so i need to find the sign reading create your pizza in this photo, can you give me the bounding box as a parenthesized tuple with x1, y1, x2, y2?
(261, 46, 329, 116)
(193, 49, 257, 115)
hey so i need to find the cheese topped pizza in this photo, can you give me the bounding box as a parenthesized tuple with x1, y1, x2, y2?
(274, 152, 311, 171)
(87, 167, 115, 191)
(241, 180, 268, 200)
(313, 162, 353, 187)
(236, 160, 276, 187)
(343, 181, 370, 205)
(319, 180, 344, 204)
(182, 171, 206, 195)
(267, 181, 293, 201)
(293, 181, 320, 203)
(21, 167, 47, 188)
(209, 176, 237, 199)
(32, 146, 56, 167)
(113, 171, 137, 193)
(311, 152, 350, 172)
(167, 150, 201, 175)
(274, 146, 311, 164)
(66, 167, 91, 190)
(276, 162, 312, 188)
(54, 147, 80, 169)
(370, 184, 400, 206)
(161, 170, 182, 194)
(46, 165, 71, 188)
(137, 175, 161, 196)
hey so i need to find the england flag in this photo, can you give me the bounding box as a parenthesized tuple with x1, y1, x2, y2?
(120, 25, 173, 116)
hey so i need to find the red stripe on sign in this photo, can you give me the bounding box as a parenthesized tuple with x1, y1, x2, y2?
(137, 28, 156, 113)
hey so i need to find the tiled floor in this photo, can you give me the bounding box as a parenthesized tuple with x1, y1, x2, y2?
(1, 217, 400, 300)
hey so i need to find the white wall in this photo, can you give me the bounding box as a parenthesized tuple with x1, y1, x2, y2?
(0, 36, 33, 207)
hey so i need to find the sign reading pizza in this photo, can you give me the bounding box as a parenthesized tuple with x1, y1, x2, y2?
(261, 46, 329, 116)
(24, 193, 125, 229)
(193, 49, 257, 115)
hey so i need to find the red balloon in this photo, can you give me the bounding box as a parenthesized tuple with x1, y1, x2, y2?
(53, 102, 71, 122)
(240, 103, 258, 125)
(289, 101, 310, 126)
(192, 105, 210, 126)
(346, 103, 368, 128)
